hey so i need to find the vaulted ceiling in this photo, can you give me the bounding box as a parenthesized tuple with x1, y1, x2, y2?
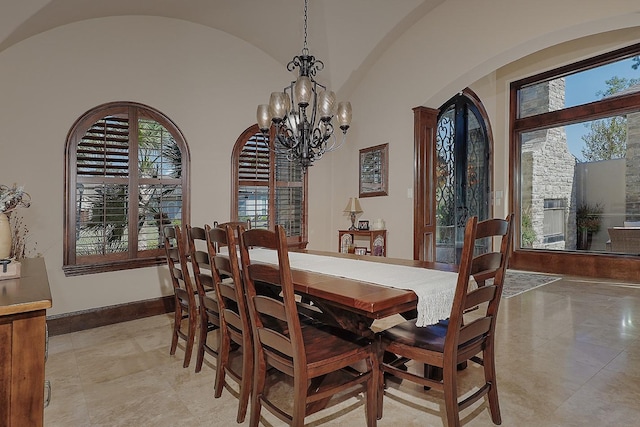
(1, 0, 445, 94)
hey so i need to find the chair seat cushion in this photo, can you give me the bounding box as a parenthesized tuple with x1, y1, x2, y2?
(302, 324, 372, 367)
(380, 319, 447, 352)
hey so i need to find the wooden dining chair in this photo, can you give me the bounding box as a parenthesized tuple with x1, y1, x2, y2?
(214, 219, 251, 230)
(186, 225, 221, 374)
(163, 225, 199, 368)
(213, 220, 251, 248)
(239, 225, 379, 427)
(377, 214, 513, 427)
(206, 224, 253, 423)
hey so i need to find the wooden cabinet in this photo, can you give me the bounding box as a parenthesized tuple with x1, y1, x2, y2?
(338, 229, 386, 256)
(0, 258, 52, 427)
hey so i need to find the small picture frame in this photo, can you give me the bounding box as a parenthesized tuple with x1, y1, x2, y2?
(354, 247, 367, 255)
(358, 220, 370, 230)
(359, 143, 389, 198)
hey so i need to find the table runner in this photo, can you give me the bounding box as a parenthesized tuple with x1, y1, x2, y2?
(248, 249, 463, 327)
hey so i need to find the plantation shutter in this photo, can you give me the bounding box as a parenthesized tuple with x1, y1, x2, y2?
(275, 151, 303, 237)
(65, 102, 188, 275)
(75, 116, 130, 257)
(233, 129, 306, 242)
(238, 133, 271, 229)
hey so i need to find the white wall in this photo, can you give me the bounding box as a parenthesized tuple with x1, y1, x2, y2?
(0, 16, 289, 315)
(1, 2, 640, 316)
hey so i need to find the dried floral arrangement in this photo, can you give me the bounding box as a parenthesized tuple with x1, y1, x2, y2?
(0, 184, 34, 259)
(9, 213, 36, 259)
(0, 183, 31, 214)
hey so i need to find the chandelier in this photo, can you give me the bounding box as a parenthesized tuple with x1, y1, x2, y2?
(256, 0, 352, 171)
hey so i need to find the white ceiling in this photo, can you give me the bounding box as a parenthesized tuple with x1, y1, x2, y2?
(0, 0, 446, 94)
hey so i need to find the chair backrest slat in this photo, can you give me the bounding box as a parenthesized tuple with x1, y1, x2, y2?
(257, 328, 294, 358)
(205, 224, 249, 344)
(459, 317, 492, 345)
(254, 295, 288, 322)
(239, 225, 307, 373)
(187, 225, 214, 296)
(445, 214, 513, 355)
(470, 252, 502, 277)
(463, 285, 496, 310)
(163, 225, 196, 301)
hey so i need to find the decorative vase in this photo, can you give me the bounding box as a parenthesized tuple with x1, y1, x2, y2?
(0, 213, 11, 259)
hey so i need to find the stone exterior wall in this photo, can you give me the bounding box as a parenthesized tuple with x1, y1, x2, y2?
(626, 111, 640, 221)
(520, 78, 577, 249)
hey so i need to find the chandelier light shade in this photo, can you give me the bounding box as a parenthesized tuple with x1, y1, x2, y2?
(343, 197, 363, 230)
(257, 0, 352, 171)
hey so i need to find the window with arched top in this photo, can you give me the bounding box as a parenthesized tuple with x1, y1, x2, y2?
(413, 89, 493, 263)
(231, 125, 307, 248)
(64, 101, 190, 276)
(435, 91, 492, 263)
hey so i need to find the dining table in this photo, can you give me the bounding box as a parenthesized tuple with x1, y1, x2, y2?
(248, 248, 459, 337)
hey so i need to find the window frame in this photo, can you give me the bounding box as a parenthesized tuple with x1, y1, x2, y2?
(509, 42, 640, 279)
(231, 124, 308, 248)
(63, 101, 190, 276)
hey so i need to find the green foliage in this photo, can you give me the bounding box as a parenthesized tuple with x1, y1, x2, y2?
(595, 76, 640, 97)
(576, 203, 603, 233)
(520, 206, 536, 248)
(580, 116, 628, 161)
(581, 76, 640, 161)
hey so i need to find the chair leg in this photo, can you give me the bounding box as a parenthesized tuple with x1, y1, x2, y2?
(214, 333, 229, 399)
(442, 363, 461, 427)
(377, 363, 385, 420)
(484, 347, 502, 424)
(291, 372, 308, 427)
(236, 344, 253, 423)
(183, 307, 197, 368)
(366, 356, 378, 427)
(249, 357, 266, 427)
(194, 314, 208, 373)
(170, 303, 181, 356)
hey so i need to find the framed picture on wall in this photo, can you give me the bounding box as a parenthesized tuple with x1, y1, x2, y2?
(359, 143, 388, 197)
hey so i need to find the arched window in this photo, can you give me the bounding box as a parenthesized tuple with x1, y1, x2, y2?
(232, 125, 307, 248)
(64, 102, 190, 276)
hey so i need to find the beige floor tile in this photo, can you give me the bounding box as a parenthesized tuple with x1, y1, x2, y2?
(44, 276, 640, 426)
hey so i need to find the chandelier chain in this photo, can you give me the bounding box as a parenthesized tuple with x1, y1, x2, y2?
(303, 0, 308, 55)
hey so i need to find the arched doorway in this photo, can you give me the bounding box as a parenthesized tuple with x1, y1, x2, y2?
(413, 90, 493, 263)
(435, 91, 492, 263)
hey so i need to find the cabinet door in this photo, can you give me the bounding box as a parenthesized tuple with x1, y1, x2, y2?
(12, 313, 46, 426)
(0, 322, 11, 426)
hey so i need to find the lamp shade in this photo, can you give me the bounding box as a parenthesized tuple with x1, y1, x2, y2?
(337, 102, 352, 128)
(269, 92, 289, 120)
(343, 197, 363, 214)
(294, 76, 313, 106)
(318, 90, 336, 119)
(257, 104, 271, 131)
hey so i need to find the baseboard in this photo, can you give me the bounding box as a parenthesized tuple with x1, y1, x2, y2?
(46, 296, 175, 336)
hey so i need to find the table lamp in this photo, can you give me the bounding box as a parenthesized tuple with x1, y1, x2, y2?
(343, 197, 363, 230)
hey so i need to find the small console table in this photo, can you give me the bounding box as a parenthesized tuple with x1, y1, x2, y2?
(338, 229, 386, 256)
(0, 257, 52, 427)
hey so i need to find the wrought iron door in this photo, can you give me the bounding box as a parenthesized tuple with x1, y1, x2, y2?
(435, 94, 490, 263)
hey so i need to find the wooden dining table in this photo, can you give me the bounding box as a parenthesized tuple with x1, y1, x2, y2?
(282, 249, 457, 336)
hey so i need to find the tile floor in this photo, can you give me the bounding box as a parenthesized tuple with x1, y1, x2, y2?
(44, 276, 640, 426)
